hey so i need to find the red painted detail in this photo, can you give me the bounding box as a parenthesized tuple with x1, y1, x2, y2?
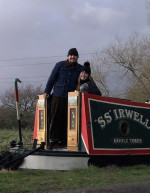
(15, 88, 19, 102)
(85, 93, 150, 108)
(81, 92, 150, 155)
(88, 149, 150, 155)
(81, 93, 95, 154)
(33, 102, 38, 140)
(81, 93, 90, 153)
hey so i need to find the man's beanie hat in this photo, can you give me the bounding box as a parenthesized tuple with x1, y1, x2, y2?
(68, 48, 79, 57)
(82, 61, 91, 75)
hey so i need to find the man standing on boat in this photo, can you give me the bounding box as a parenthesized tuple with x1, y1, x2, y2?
(43, 48, 82, 149)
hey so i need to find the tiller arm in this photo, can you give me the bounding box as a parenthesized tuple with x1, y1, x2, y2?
(14, 78, 22, 147)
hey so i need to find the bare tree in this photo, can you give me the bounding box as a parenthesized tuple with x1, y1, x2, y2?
(102, 32, 150, 102)
(89, 51, 110, 96)
(0, 84, 43, 129)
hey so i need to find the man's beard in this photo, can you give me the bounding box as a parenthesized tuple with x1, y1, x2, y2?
(69, 60, 78, 67)
(69, 61, 77, 65)
(65, 59, 77, 67)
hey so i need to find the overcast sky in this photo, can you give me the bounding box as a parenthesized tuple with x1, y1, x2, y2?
(0, 0, 149, 95)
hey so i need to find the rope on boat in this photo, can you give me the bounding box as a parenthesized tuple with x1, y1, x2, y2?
(0, 142, 45, 170)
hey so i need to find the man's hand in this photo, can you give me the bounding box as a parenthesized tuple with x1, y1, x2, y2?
(43, 93, 49, 99)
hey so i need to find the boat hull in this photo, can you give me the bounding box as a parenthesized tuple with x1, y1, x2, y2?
(19, 154, 89, 170)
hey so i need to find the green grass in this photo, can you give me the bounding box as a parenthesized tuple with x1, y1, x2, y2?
(0, 165, 150, 193)
(0, 129, 33, 151)
(0, 129, 150, 193)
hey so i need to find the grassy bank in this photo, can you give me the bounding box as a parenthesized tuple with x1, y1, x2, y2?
(0, 128, 33, 151)
(0, 129, 150, 193)
(0, 165, 150, 193)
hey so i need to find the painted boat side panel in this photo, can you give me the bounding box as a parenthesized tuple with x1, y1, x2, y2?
(81, 93, 150, 155)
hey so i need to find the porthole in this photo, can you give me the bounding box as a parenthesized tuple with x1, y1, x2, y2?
(118, 120, 130, 136)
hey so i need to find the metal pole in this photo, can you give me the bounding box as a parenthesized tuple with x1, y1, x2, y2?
(14, 78, 23, 147)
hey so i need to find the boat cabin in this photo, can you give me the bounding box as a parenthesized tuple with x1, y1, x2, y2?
(33, 91, 150, 156)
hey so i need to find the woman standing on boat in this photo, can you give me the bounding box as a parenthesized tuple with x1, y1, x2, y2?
(76, 61, 102, 96)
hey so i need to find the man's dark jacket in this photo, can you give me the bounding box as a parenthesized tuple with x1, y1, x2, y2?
(44, 61, 82, 97)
